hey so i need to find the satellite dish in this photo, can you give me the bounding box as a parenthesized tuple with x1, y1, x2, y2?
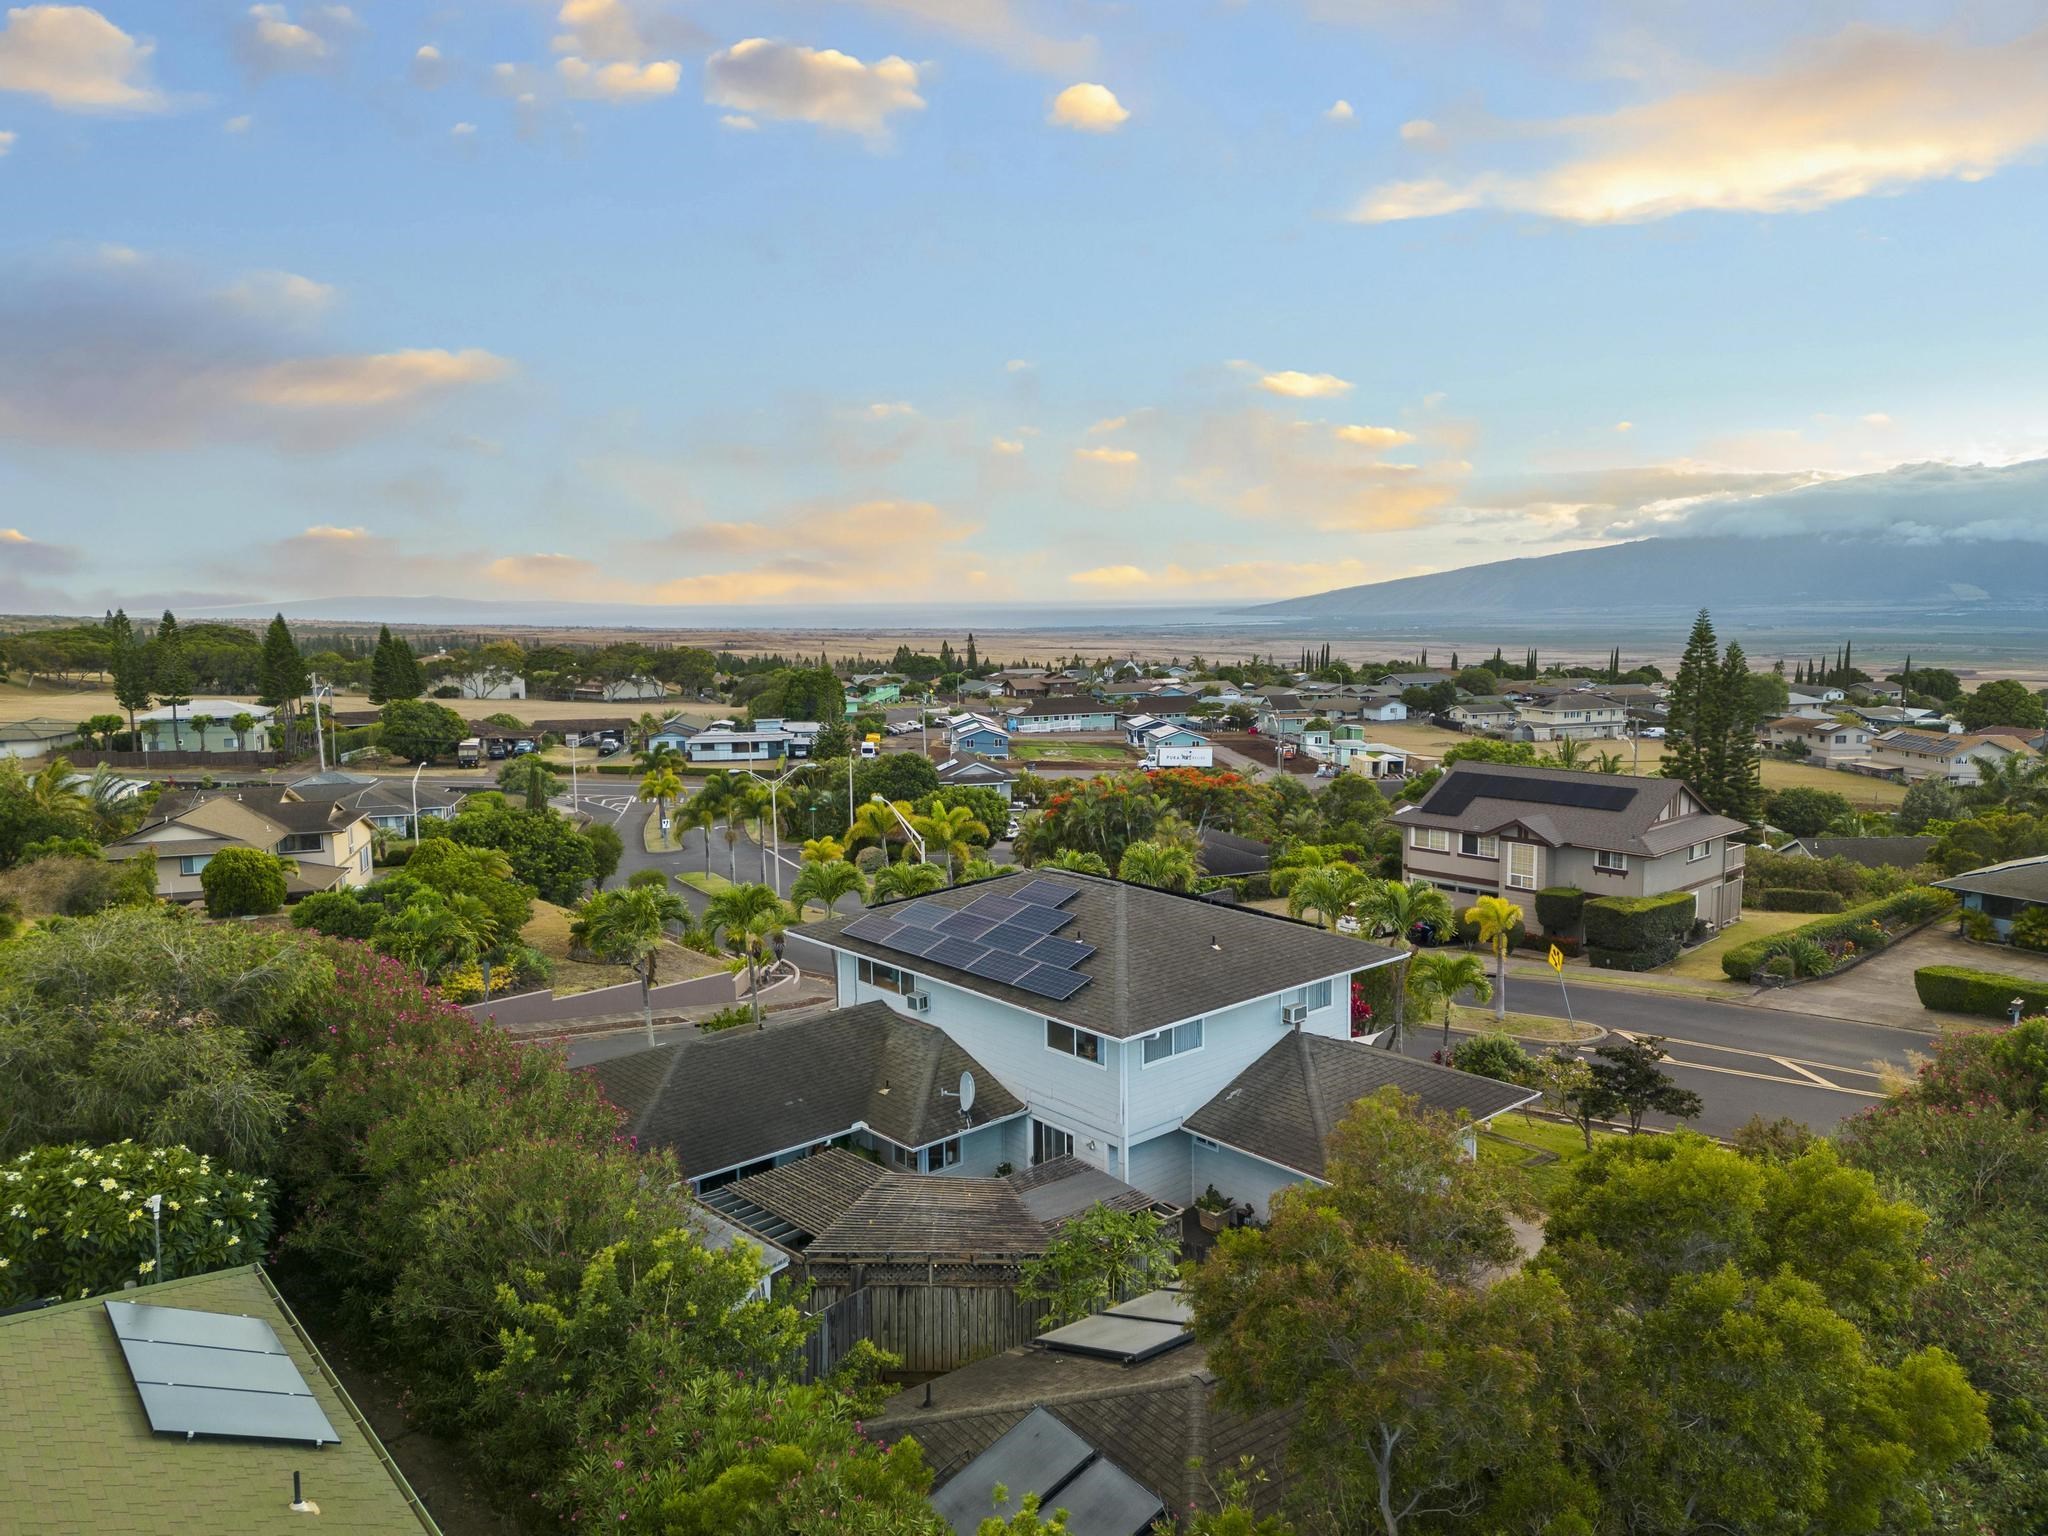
(958, 1071, 976, 1115)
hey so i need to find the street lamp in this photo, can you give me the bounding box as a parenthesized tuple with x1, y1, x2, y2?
(871, 792, 927, 865)
(410, 759, 426, 839)
(308, 676, 335, 773)
(744, 759, 807, 896)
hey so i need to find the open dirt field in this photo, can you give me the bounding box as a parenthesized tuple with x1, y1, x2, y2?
(0, 681, 728, 729)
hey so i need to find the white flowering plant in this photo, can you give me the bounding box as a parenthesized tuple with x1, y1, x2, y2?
(0, 1141, 273, 1306)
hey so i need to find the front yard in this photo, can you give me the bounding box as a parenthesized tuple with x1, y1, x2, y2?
(1010, 741, 1133, 762)
(1478, 1112, 1620, 1201)
(1664, 910, 1812, 981)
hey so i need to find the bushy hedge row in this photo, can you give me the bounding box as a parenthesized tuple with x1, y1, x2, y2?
(1590, 940, 1682, 972)
(1756, 887, 1846, 914)
(1535, 886, 1586, 933)
(1583, 892, 1696, 951)
(1913, 965, 2048, 1019)
(1723, 887, 1955, 980)
(1517, 931, 1582, 958)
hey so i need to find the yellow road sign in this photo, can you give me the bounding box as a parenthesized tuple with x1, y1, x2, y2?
(1548, 944, 1565, 973)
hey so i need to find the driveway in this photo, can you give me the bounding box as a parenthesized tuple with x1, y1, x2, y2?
(1749, 925, 2048, 1029)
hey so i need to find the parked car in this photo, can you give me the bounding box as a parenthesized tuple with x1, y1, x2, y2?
(1005, 817, 1022, 840)
(486, 740, 510, 760)
(597, 740, 623, 757)
(512, 739, 536, 755)
(1639, 726, 1666, 739)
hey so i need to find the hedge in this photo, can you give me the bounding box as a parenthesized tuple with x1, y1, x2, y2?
(1582, 892, 1696, 951)
(1723, 886, 1955, 980)
(1757, 888, 1846, 914)
(1516, 931, 1582, 958)
(1913, 965, 2048, 1019)
(1535, 886, 1587, 933)
(1590, 939, 1682, 972)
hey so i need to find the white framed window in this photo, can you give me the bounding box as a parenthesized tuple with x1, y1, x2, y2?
(178, 854, 212, 877)
(1507, 842, 1539, 890)
(1191, 1134, 1221, 1152)
(1459, 833, 1499, 859)
(359, 846, 372, 874)
(924, 1137, 960, 1172)
(1141, 1017, 1205, 1066)
(1411, 827, 1450, 852)
(887, 1141, 918, 1170)
(1284, 980, 1335, 1013)
(1594, 849, 1629, 873)
(858, 958, 907, 994)
(1688, 842, 1711, 862)
(1031, 1119, 1074, 1166)
(1046, 1019, 1105, 1066)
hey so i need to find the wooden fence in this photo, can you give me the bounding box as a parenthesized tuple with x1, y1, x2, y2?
(798, 1288, 874, 1382)
(65, 749, 286, 769)
(806, 1270, 1052, 1376)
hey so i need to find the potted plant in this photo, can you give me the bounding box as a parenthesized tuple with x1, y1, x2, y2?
(1195, 1183, 1233, 1233)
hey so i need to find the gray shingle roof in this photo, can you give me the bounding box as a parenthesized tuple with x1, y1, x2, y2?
(1183, 1032, 1538, 1178)
(1007, 1156, 1161, 1225)
(1936, 853, 2048, 904)
(582, 1002, 1024, 1176)
(798, 871, 1402, 1040)
(728, 1147, 885, 1237)
(1397, 761, 1746, 856)
(803, 1175, 1047, 1260)
(1799, 835, 1938, 868)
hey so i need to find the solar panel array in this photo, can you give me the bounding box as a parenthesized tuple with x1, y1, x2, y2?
(1430, 768, 1638, 817)
(931, 1407, 1163, 1536)
(1038, 1285, 1194, 1365)
(842, 877, 1093, 1001)
(104, 1299, 340, 1446)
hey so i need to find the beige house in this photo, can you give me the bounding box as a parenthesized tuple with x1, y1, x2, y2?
(1395, 761, 1748, 931)
(1509, 694, 1628, 742)
(1760, 715, 1874, 765)
(1867, 729, 2037, 787)
(103, 787, 375, 901)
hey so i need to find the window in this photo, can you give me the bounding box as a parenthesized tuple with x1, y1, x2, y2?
(1688, 841, 1711, 862)
(1507, 842, 1539, 890)
(858, 958, 907, 994)
(1594, 849, 1629, 873)
(887, 1141, 918, 1170)
(1411, 827, 1450, 852)
(358, 846, 371, 874)
(1142, 1017, 1205, 1066)
(178, 854, 211, 877)
(1191, 1134, 1221, 1152)
(1032, 1120, 1074, 1166)
(1047, 1019, 1104, 1065)
(1460, 833, 1499, 859)
(1284, 981, 1335, 1014)
(277, 832, 323, 854)
(924, 1137, 960, 1172)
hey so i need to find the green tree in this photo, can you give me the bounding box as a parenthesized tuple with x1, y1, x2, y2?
(499, 754, 564, 810)
(256, 613, 307, 749)
(1896, 775, 1960, 834)
(1768, 785, 1856, 837)
(1116, 838, 1198, 892)
(372, 886, 493, 982)
(1358, 877, 1454, 948)
(1464, 894, 1522, 1023)
(1286, 864, 1370, 930)
(639, 761, 685, 844)
(1018, 1202, 1180, 1325)
(400, 836, 532, 937)
(1405, 949, 1492, 1053)
(582, 821, 623, 887)
(443, 800, 598, 904)
(1959, 678, 2048, 733)
(199, 846, 289, 917)
(368, 625, 424, 704)
(79, 712, 124, 750)
(578, 884, 692, 1043)
(151, 610, 193, 751)
(790, 857, 866, 916)
(869, 861, 946, 903)
(109, 608, 151, 744)
(378, 698, 466, 763)
(1584, 1035, 1702, 1133)
(703, 882, 788, 1027)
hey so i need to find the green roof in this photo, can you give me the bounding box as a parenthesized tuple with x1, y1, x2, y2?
(0, 1265, 439, 1535)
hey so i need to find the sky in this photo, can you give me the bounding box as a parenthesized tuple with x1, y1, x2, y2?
(3, 0, 2048, 618)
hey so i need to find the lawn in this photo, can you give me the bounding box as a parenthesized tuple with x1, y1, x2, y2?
(1011, 741, 1133, 762)
(519, 899, 721, 996)
(1478, 1112, 1618, 1201)
(676, 870, 739, 896)
(1441, 1001, 1600, 1043)
(1665, 909, 1812, 981)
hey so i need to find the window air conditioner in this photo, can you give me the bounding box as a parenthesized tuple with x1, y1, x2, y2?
(904, 991, 931, 1014)
(1281, 1003, 1309, 1026)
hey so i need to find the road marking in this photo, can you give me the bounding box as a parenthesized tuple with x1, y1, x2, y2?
(1606, 1029, 1887, 1097)
(1771, 1055, 1842, 1088)
(1610, 1029, 1890, 1081)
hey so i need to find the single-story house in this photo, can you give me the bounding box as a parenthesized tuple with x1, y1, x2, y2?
(947, 713, 1012, 758)
(1936, 854, 2048, 939)
(135, 700, 275, 753)
(1197, 828, 1271, 878)
(1003, 700, 1121, 734)
(103, 786, 377, 900)
(646, 718, 700, 753)
(1761, 715, 1875, 765)
(934, 755, 1017, 802)
(683, 728, 801, 764)
(1777, 835, 1937, 868)
(1376, 671, 1453, 690)
(1327, 730, 1409, 778)
(1124, 714, 1210, 752)
(0, 717, 80, 760)
(751, 718, 823, 757)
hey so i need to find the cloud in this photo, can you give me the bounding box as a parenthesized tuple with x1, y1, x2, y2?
(558, 55, 679, 99)
(0, 527, 80, 573)
(1325, 98, 1354, 123)
(1005, 358, 1031, 372)
(1048, 81, 1127, 133)
(1613, 420, 1633, 433)
(1172, 406, 1465, 534)
(991, 437, 1023, 454)
(238, 4, 356, 77)
(1074, 445, 1138, 464)
(1257, 369, 1353, 399)
(1085, 414, 1128, 435)
(705, 39, 923, 138)
(1862, 411, 1893, 427)
(861, 400, 916, 420)
(1646, 457, 2048, 545)
(0, 250, 513, 450)
(1398, 117, 1437, 142)
(0, 5, 164, 111)
(0, 129, 12, 154)
(224, 113, 251, 132)
(450, 121, 475, 137)
(411, 42, 443, 89)
(1069, 556, 1384, 597)
(1334, 423, 1415, 448)
(676, 498, 973, 560)
(1354, 25, 2048, 224)
(720, 112, 755, 130)
(837, 0, 1092, 76)
(1453, 462, 1830, 540)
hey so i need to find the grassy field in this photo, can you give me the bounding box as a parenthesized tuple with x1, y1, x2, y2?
(1478, 1113, 1616, 1201)
(1011, 741, 1133, 762)
(0, 680, 728, 730)
(519, 898, 721, 996)
(1664, 909, 1812, 981)
(1443, 1002, 1601, 1043)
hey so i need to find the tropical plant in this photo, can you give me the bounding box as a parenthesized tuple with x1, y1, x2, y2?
(914, 800, 990, 870)
(702, 882, 789, 1027)
(1406, 948, 1492, 1052)
(1286, 865, 1370, 930)
(848, 796, 914, 854)
(371, 887, 496, 982)
(1117, 838, 1199, 893)
(1548, 737, 1588, 769)
(801, 835, 846, 864)
(229, 711, 257, 750)
(638, 762, 684, 846)
(577, 884, 692, 1043)
(869, 861, 946, 904)
(198, 846, 288, 918)
(1039, 849, 1110, 876)
(1017, 1202, 1180, 1326)
(1464, 894, 1523, 1022)
(1269, 841, 1352, 896)
(790, 857, 866, 917)
(1357, 877, 1454, 948)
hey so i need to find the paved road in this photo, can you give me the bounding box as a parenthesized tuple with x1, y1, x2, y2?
(1402, 975, 1926, 1138)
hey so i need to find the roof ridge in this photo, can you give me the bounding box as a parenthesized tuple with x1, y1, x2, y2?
(905, 1014, 949, 1142)
(867, 1366, 1213, 1430)
(1298, 1033, 1333, 1151)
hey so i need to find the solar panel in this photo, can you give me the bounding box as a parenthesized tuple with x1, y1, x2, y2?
(1003, 902, 1073, 935)
(1014, 965, 1089, 1001)
(931, 1409, 1092, 1535)
(1106, 1288, 1193, 1325)
(104, 1300, 340, 1446)
(936, 911, 996, 941)
(842, 914, 905, 944)
(925, 936, 988, 971)
(1037, 1310, 1192, 1364)
(963, 892, 1028, 922)
(1022, 935, 1094, 968)
(966, 950, 1038, 985)
(1044, 1459, 1165, 1536)
(1429, 767, 1637, 817)
(980, 920, 1045, 954)
(894, 901, 951, 930)
(889, 928, 946, 958)
(1014, 878, 1079, 907)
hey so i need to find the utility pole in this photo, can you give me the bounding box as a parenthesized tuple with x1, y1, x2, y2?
(309, 675, 329, 773)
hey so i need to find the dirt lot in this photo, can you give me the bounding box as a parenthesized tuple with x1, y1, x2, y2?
(520, 899, 723, 997)
(0, 681, 725, 730)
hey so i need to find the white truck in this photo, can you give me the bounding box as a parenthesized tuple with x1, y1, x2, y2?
(1143, 743, 1214, 769)
(456, 737, 483, 768)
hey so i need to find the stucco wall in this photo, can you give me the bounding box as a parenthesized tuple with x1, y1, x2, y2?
(1190, 1139, 1305, 1221)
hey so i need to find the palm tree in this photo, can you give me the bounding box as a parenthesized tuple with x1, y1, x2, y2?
(869, 862, 946, 904)
(1548, 738, 1587, 770)
(635, 711, 663, 752)
(847, 797, 912, 856)
(578, 883, 693, 1044)
(1117, 839, 1198, 892)
(957, 858, 1006, 884)
(790, 857, 866, 916)
(1407, 949, 1494, 1053)
(1356, 878, 1455, 949)
(1269, 842, 1348, 896)
(1286, 865, 1370, 930)
(801, 836, 846, 864)
(704, 882, 790, 1027)
(1972, 751, 2048, 812)
(1464, 894, 1523, 1022)
(1591, 751, 1626, 774)
(372, 890, 493, 986)
(639, 762, 684, 848)
(1040, 849, 1110, 876)
(915, 801, 989, 871)
(27, 757, 89, 817)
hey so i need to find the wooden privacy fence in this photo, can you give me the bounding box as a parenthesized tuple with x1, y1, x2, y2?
(804, 1265, 1053, 1377)
(65, 749, 286, 769)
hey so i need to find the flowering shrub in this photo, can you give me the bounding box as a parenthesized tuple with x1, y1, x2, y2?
(0, 1141, 272, 1306)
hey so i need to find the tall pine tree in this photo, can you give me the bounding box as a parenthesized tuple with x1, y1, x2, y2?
(153, 610, 193, 751)
(1665, 610, 1721, 796)
(1718, 640, 1763, 825)
(108, 607, 149, 745)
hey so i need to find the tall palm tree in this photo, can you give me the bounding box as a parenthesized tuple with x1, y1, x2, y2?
(704, 882, 790, 1027)
(868, 862, 946, 904)
(635, 711, 663, 752)
(639, 762, 684, 848)
(914, 801, 989, 871)
(27, 757, 89, 817)
(1286, 865, 1370, 930)
(1117, 839, 1198, 892)
(1406, 949, 1494, 1053)
(578, 883, 692, 1044)
(1357, 878, 1455, 949)
(1464, 894, 1523, 1023)
(790, 857, 866, 916)
(847, 797, 912, 856)
(1548, 738, 1588, 770)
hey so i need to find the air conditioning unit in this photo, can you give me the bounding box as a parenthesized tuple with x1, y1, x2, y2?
(1280, 1003, 1309, 1027)
(903, 991, 931, 1014)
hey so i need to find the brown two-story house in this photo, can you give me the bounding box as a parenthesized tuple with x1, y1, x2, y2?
(1394, 762, 1748, 931)
(102, 787, 376, 902)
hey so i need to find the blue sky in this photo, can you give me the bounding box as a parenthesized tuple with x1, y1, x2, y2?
(3, 0, 2047, 615)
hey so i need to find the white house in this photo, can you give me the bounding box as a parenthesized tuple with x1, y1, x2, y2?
(1003, 700, 1121, 734)
(1510, 695, 1627, 742)
(1760, 715, 1874, 765)
(135, 700, 275, 753)
(448, 670, 526, 700)
(0, 718, 79, 760)
(1868, 729, 2037, 787)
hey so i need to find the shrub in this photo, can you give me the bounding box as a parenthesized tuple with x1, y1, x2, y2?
(1722, 887, 1956, 979)
(2013, 907, 2048, 953)
(292, 888, 378, 939)
(1757, 887, 1845, 914)
(1582, 892, 1696, 952)
(199, 847, 288, 918)
(1913, 965, 2048, 1019)
(1515, 931, 1581, 958)
(697, 1003, 754, 1032)
(1780, 938, 1836, 978)
(1960, 909, 1999, 943)
(1589, 940, 1682, 972)
(0, 1141, 272, 1307)
(1448, 1031, 1534, 1084)
(1534, 885, 1586, 933)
